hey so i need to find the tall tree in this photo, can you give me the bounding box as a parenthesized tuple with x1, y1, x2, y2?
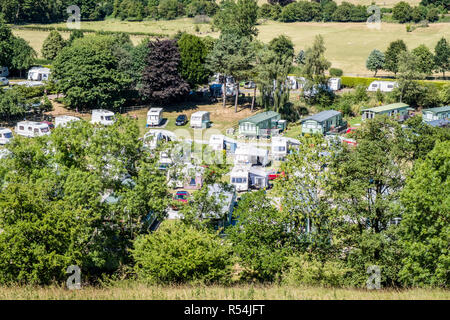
(140, 39, 190, 105)
(177, 33, 209, 88)
(434, 37, 450, 79)
(384, 40, 407, 76)
(213, 0, 258, 39)
(41, 31, 66, 60)
(366, 49, 385, 77)
(10, 36, 36, 77)
(412, 44, 435, 76)
(0, 15, 13, 67)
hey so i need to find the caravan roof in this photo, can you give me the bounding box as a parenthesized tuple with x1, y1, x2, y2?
(302, 110, 341, 123)
(147, 108, 163, 115)
(235, 145, 268, 157)
(191, 111, 210, 117)
(93, 109, 114, 115)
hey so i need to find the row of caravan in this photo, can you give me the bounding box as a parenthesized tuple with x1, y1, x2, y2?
(146, 108, 211, 129)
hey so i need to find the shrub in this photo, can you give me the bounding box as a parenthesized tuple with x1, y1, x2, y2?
(329, 68, 343, 77)
(132, 222, 233, 284)
(282, 254, 350, 287)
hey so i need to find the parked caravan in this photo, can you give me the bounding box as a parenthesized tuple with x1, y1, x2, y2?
(209, 134, 238, 154)
(327, 78, 341, 91)
(271, 136, 300, 160)
(230, 165, 251, 192)
(287, 76, 306, 90)
(190, 111, 211, 129)
(0, 66, 8, 77)
(146, 108, 163, 127)
(27, 67, 51, 81)
(367, 81, 397, 92)
(234, 145, 270, 167)
(15, 121, 51, 137)
(249, 166, 270, 189)
(143, 129, 177, 150)
(0, 77, 8, 86)
(54, 115, 80, 128)
(0, 127, 13, 144)
(91, 109, 115, 126)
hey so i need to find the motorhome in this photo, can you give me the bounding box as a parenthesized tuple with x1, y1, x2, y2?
(328, 78, 341, 91)
(0, 127, 13, 144)
(190, 111, 211, 129)
(209, 134, 238, 154)
(15, 121, 51, 137)
(0, 66, 9, 77)
(271, 136, 300, 160)
(146, 108, 163, 127)
(143, 129, 177, 150)
(91, 109, 115, 126)
(54, 115, 81, 128)
(27, 67, 51, 81)
(367, 81, 397, 92)
(234, 145, 270, 167)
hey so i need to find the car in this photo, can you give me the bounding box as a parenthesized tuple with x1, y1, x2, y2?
(346, 127, 358, 134)
(42, 120, 55, 130)
(268, 171, 285, 181)
(171, 190, 190, 210)
(0, 77, 9, 86)
(175, 114, 188, 126)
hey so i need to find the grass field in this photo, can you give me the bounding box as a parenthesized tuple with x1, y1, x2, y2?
(0, 283, 448, 300)
(12, 19, 450, 75)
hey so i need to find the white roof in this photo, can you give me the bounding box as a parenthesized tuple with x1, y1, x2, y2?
(144, 129, 177, 139)
(92, 109, 114, 115)
(191, 111, 210, 117)
(235, 145, 268, 157)
(249, 167, 269, 177)
(0, 127, 12, 133)
(55, 115, 79, 121)
(147, 108, 163, 115)
(370, 80, 396, 85)
(29, 67, 51, 73)
(16, 121, 48, 127)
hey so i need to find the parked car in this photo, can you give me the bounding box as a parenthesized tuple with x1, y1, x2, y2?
(346, 127, 358, 135)
(0, 77, 9, 86)
(176, 114, 188, 126)
(42, 120, 55, 130)
(171, 190, 190, 210)
(268, 171, 285, 181)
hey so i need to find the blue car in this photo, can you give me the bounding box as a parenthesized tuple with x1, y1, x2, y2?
(176, 114, 188, 126)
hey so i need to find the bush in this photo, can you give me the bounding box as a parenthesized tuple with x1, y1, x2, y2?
(329, 68, 343, 77)
(132, 222, 233, 284)
(282, 254, 350, 287)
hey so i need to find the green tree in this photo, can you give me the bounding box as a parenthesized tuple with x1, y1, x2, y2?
(412, 44, 435, 75)
(132, 221, 233, 284)
(366, 49, 385, 77)
(392, 1, 413, 23)
(434, 37, 450, 78)
(177, 33, 209, 88)
(304, 35, 331, 86)
(0, 15, 13, 67)
(67, 29, 84, 45)
(213, 0, 258, 39)
(384, 39, 407, 75)
(399, 140, 450, 287)
(10, 36, 36, 77)
(52, 35, 132, 111)
(41, 31, 66, 60)
(0, 88, 26, 121)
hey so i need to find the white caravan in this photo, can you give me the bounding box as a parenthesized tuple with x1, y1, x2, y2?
(143, 129, 177, 150)
(54, 115, 80, 128)
(15, 121, 51, 137)
(146, 108, 163, 127)
(328, 78, 341, 91)
(0, 66, 9, 77)
(27, 67, 51, 81)
(234, 145, 269, 167)
(249, 166, 270, 189)
(91, 109, 115, 126)
(367, 81, 397, 92)
(190, 111, 211, 129)
(208, 134, 238, 153)
(271, 136, 300, 161)
(230, 165, 251, 192)
(0, 127, 13, 144)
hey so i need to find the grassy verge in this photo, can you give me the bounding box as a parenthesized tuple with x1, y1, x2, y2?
(0, 283, 448, 300)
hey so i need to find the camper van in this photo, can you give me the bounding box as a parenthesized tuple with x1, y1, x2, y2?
(328, 78, 341, 91)
(146, 108, 163, 127)
(143, 129, 177, 150)
(209, 134, 238, 154)
(0, 128, 13, 144)
(27, 67, 51, 81)
(15, 121, 51, 137)
(271, 136, 300, 160)
(91, 109, 115, 126)
(190, 111, 211, 129)
(0, 66, 9, 77)
(54, 115, 80, 128)
(367, 81, 397, 92)
(234, 145, 270, 167)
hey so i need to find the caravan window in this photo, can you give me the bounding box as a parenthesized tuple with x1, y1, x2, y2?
(101, 116, 104, 120)
(28, 127, 33, 131)
(19, 126, 24, 131)
(189, 177, 196, 186)
(371, 84, 378, 88)
(41, 127, 49, 133)
(274, 146, 286, 152)
(387, 85, 393, 88)
(232, 177, 247, 184)
(34, 128, 39, 133)
(104, 115, 113, 121)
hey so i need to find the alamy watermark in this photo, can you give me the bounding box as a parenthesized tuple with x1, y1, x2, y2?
(66, 265, 81, 290)
(67, 5, 81, 30)
(367, 6, 381, 30)
(366, 265, 381, 290)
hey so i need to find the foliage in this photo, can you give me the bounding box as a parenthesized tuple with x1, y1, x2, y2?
(329, 68, 343, 77)
(384, 40, 407, 75)
(213, 0, 258, 39)
(140, 39, 189, 104)
(0, 15, 13, 67)
(178, 33, 210, 88)
(434, 37, 450, 78)
(366, 49, 385, 77)
(41, 31, 66, 60)
(412, 44, 435, 75)
(52, 35, 132, 111)
(132, 221, 233, 284)
(304, 35, 331, 87)
(0, 88, 27, 121)
(399, 141, 450, 287)
(392, 1, 413, 23)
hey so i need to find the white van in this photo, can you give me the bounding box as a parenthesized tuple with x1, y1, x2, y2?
(328, 78, 341, 91)
(54, 115, 81, 128)
(0, 128, 13, 144)
(27, 67, 51, 81)
(147, 108, 163, 127)
(190, 111, 211, 129)
(91, 109, 115, 126)
(367, 81, 397, 92)
(15, 121, 51, 137)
